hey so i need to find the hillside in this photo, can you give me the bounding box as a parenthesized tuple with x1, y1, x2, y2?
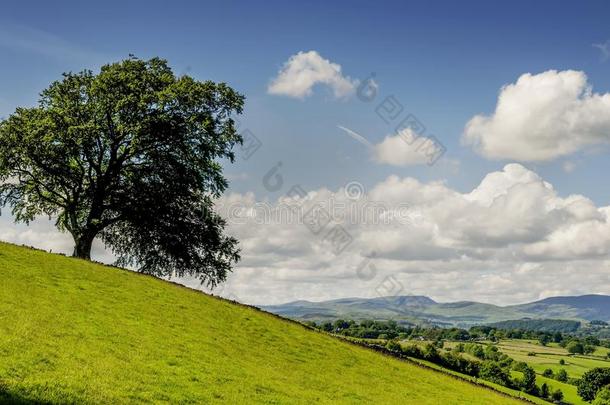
(263, 294, 610, 326)
(0, 242, 523, 404)
(511, 295, 610, 321)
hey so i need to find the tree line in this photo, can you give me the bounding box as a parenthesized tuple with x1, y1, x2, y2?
(307, 319, 610, 351)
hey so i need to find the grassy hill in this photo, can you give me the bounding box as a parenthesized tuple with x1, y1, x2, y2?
(0, 242, 524, 404)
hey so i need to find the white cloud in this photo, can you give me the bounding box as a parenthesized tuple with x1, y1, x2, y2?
(200, 163, 610, 304)
(268, 51, 357, 99)
(3, 164, 610, 306)
(373, 129, 445, 166)
(463, 70, 610, 161)
(524, 208, 610, 260)
(339, 126, 446, 167)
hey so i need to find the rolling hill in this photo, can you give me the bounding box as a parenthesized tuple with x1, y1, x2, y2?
(511, 295, 610, 321)
(0, 242, 524, 404)
(263, 294, 610, 327)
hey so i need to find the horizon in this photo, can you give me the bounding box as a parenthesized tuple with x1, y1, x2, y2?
(268, 293, 610, 308)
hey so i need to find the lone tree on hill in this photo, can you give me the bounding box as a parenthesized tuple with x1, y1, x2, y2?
(0, 57, 243, 286)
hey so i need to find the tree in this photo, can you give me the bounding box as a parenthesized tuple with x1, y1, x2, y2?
(333, 319, 349, 331)
(556, 369, 568, 383)
(593, 385, 610, 405)
(470, 344, 486, 359)
(320, 321, 333, 332)
(543, 368, 554, 378)
(520, 365, 538, 395)
(423, 343, 441, 362)
(484, 345, 500, 361)
(386, 340, 401, 352)
(585, 345, 597, 355)
(551, 389, 564, 402)
(585, 336, 601, 346)
(513, 362, 529, 373)
(0, 57, 244, 286)
(578, 368, 610, 402)
(540, 383, 550, 399)
(567, 341, 585, 354)
(480, 361, 512, 387)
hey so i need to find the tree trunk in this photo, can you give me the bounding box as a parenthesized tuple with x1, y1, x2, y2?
(72, 232, 95, 260)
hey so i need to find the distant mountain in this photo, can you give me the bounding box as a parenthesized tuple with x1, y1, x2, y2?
(511, 294, 610, 322)
(263, 295, 437, 325)
(262, 294, 610, 327)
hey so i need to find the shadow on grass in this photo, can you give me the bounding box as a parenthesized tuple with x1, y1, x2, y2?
(0, 387, 51, 405)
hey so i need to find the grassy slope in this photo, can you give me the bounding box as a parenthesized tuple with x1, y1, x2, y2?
(0, 243, 523, 404)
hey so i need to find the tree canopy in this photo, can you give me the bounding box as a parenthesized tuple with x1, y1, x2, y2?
(0, 56, 244, 286)
(578, 368, 610, 402)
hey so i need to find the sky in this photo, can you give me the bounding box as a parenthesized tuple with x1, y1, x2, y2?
(1, 0, 610, 306)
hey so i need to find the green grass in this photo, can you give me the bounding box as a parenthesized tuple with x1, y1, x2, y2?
(0, 242, 525, 404)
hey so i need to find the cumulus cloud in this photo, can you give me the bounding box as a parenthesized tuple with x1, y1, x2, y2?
(200, 163, 610, 304)
(339, 126, 446, 167)
(524, 208, 610, 260)
(268, 51, 357, 99)
(373, 129, 446, 166)
(463, 70, 610, 161)
(3, 164, 610, 305)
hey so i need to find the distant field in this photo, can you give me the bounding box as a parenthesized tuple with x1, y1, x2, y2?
(391, 337, 610, 404)
(497, 339, 610, 379)
(0, 243, 524, 404)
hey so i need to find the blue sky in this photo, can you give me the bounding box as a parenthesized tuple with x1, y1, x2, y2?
(2, 0, 610, 200)
(2, 1, 610, 304)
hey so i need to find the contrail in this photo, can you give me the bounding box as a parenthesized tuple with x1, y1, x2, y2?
(337, 125, 373, 149)
(593, 41, 610, 61)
